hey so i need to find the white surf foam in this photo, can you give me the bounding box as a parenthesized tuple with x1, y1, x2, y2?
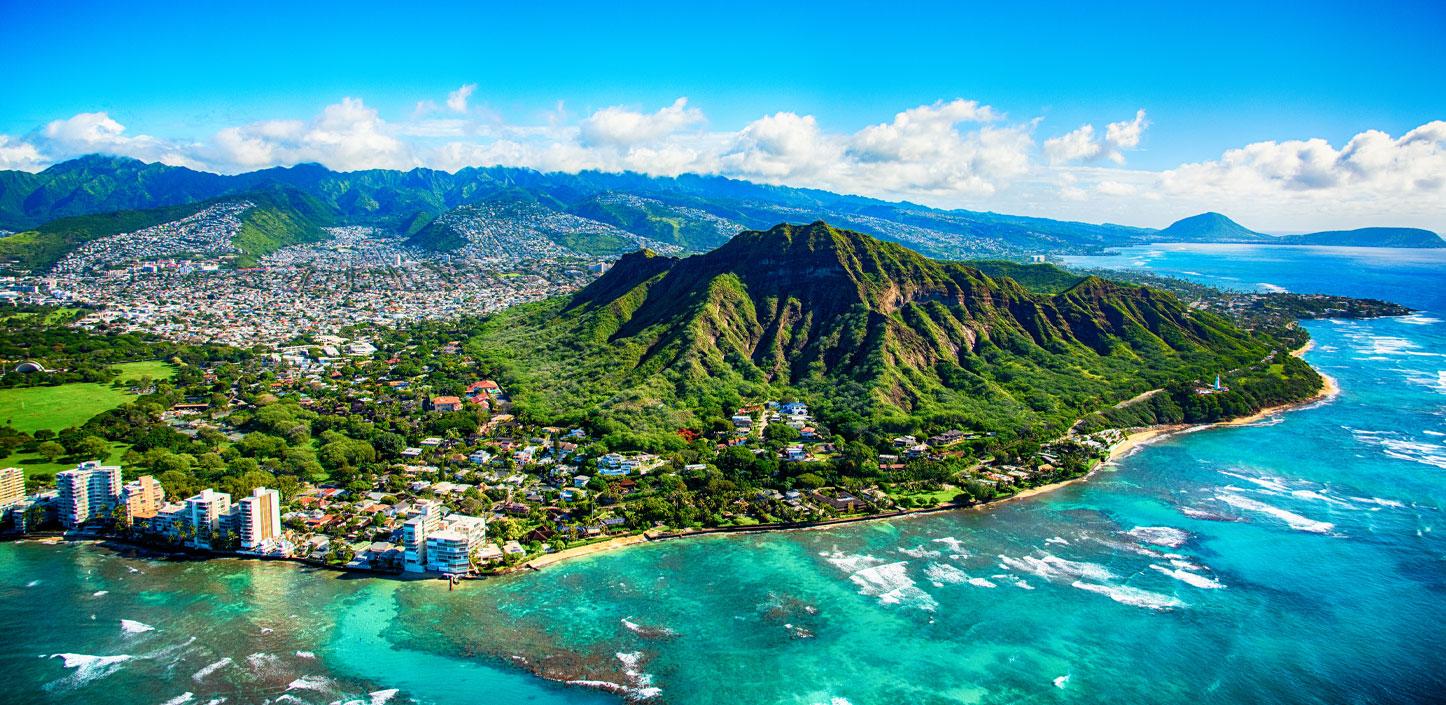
(192, 657, 232, 682)
(1219, 470, 1290, 494)
(848, 561, 938, 611)
(369, 688, 400, 705)
(897, 545, 943, 559)
(1070, 581, 1184, 610)
(1054, 674, 1071, 689)
(159, 693, 194, 705)
(924, 562, 968, 586)
(998, 552, 1115, 583)
(120, 619, 154, 634)
(1398, 314, 1442, 325)
(295, 650, 316, 659)
(1149, 564, 1224, 589)
(966, 577, 998, 588)
(286, 675, 335, 692)
(92, 590, 108, 597)
(1216, 493, 1335, 534)
(1045, 536, 1069, 546)
(930, 536, 966, 554)
(1127, 526, 1189, 548)
(48, 653, 132, 690)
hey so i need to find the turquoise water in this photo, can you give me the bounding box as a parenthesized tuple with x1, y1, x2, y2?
(3, 245, 1444, 704)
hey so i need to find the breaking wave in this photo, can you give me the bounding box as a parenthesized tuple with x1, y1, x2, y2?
(120, 619, 155, 634)
(1216, 493, 1335, 534)
(1127, 526, 1189, 548)
(1070, 581, 1184, 610)
(1149, 564, 1224, 589)
(192, 656, 233, 682)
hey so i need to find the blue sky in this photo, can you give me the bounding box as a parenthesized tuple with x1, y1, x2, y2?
(1, 0, 1443, 230)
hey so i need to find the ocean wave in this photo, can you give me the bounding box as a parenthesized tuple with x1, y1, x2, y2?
(1347, 495, 1405, 509)
(966, 577, 997, 588)
(1178, 506, 1233, 521)
(621, 617, 677, 639)
(1045, 536, 1069, 546)
(1216, 493, 1335, 534)
(369, 688, 400, 705)
(1127, 526, 1190, 548)
(159, 693, 194, 705)
(286, 675, 336, 692)
(26, 579, 40, 587)
(1149, 564, 1224, 589)
(1290, 489, 1350, 506)
(295, 650, 316, 659)
(1054, 674, 1071, 689)
(246, 651, 283, 676)
(1219, 469, 1290, 494)
(1352, 430, 1446, 469)
(818, 549, 884, 574)
(1070, 581, 1184, 610)
(120, 619, 155, 634)
(848, 561, 938, 612)
(998, 552, 1115, 583)
(92, 590, 108, 597)
(930, 536, 966, 555)
(924, 562, 968, 586)
(46, 653, 133, 691)
(897, 545, 943, 559)
(1397, 314, 1442, 325)
(1258, 282, 1288, 293)
(616, 651, 663, 701)
(192, 657, 233, 682)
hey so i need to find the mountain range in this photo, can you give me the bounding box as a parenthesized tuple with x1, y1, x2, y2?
(0, 156, 1437, 273)
(466, 221, 1318, 447)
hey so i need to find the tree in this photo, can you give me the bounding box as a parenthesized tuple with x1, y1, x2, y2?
(73, 436, 110, 460)
(37, 441, 66, 462)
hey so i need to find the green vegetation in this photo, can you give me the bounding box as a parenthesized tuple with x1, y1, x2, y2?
(464, 222, 1317, 451)
(0, 382, 139, 434)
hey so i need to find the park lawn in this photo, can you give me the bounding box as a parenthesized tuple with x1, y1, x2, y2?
(887, 485, 960, 505)
(112, 360, 176, 383)
(0, 382, 136, 434)
(0, 442, 129, 479)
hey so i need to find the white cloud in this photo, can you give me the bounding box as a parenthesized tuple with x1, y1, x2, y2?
(210, 97, 416, 171)
(1044, 124, 1102, 164)
(1044, 109, 1148, 165)
(579, 97, 706, 147)
(0, 135, 46, 171)
(446, 83, 477, 113)
(1160, 121, 1446, 198)
(1, 96, 1440, 232)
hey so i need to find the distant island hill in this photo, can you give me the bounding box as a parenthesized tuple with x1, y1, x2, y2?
(0, 155, 1439, 276)
(1153, 211, 1444, 248)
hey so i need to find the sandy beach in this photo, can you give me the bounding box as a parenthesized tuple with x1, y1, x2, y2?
(523, 533, 652, 570)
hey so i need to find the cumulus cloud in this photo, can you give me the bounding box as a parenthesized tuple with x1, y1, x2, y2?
(1044, 109, 1148, 165)
(446, 83, 477, 113)
(579, 97, 706, 147)
(1160, 121, 1446, 197)
(211, 97, 416, 171)
(0, 95, 1440, 231)
(0, 135, 46, 171)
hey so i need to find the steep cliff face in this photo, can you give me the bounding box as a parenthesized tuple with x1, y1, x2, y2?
(474, 221, 1270, 436)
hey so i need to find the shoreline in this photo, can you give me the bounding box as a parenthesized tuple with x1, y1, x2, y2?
(9, 345, 1342, 579)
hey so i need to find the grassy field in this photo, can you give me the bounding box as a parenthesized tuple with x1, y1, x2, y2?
(0, 361, 176, 434)
(112, 360, 176, 383)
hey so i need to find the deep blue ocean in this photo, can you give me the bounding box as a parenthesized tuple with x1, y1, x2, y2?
(2, 244, 1443, 705)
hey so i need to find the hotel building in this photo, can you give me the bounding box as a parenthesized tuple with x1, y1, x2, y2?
(56, 461, 122, 528)
(236, 486, 282, 551)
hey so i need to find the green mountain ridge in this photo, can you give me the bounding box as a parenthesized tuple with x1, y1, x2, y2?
(471, 222, 1312, 448)
(0, 185, 334, 271)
